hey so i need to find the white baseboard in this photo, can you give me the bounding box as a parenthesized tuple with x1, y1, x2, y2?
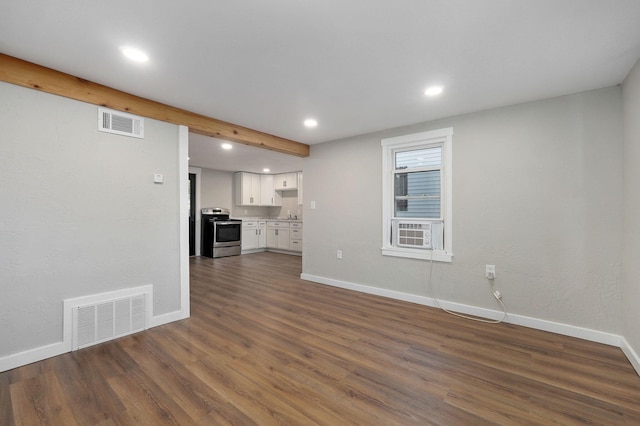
(241, 248, 302, 257)
(241, 248, 266, 255)
(0, 341, 68, 373)
(504, 310, 621, 346)
(0, 308, 188, 373)
(620, 337, 640, 376)
(2, 272, 636, 376)
(149, 309, 189, 328)
(300, 273, 634, 370)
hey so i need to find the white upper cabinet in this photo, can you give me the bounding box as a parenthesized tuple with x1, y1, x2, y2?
(235, 172, 261, 206)
(236, 171, 302, 205)
(260, 174, 282, 206)
(274, 172, 298, 190)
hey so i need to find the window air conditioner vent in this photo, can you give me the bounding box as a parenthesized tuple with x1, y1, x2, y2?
(396, 221, 432, 249)
(98, 107, 144, 139)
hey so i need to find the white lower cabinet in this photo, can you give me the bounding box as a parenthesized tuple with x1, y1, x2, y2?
(257, 222, 266, 248)
(244, 220, 302, 254)
(242, 221, 267, 251)
(242, 221, 258, 250)
(266, 221, 291, 250)
(289, 222, 303, 252)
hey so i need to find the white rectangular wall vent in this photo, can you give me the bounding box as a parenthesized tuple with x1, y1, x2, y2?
(98, 107, 144, 139)
(72, 292, 148, 350)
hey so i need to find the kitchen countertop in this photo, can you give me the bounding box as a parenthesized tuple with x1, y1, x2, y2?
(240, 217, 302, 222)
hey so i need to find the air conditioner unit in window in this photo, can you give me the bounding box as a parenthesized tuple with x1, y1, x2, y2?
(394, 220, 443, 250)
(396, 221, 432, 249)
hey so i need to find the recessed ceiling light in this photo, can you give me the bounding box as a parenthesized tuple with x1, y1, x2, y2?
(120, 46, 149, 63)
(221, 143, 232, 150)
(304, 118, 318, 128)
(424, 86, 444, 97)
(263, 168, 271, 173)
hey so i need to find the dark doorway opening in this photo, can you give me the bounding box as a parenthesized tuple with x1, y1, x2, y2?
(189, 173, 196, 256)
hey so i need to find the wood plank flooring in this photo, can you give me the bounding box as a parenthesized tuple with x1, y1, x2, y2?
(2, 251, 640, 424)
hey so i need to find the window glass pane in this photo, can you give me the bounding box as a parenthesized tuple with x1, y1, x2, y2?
(395, 170, 440, 197)
(395, 147, 441, 169)
(394, 170, 440, 218)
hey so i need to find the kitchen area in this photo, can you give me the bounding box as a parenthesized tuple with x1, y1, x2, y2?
(196, 169, 303, 258)
(188, 133, 305, 259)
(233, 170, 303, 256)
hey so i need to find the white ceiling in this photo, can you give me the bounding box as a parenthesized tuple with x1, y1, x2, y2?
(188, 133, 304, 174)
(2, 1, 640, 172)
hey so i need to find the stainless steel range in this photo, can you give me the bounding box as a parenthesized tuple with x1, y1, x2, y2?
(201, 207, 242, 258)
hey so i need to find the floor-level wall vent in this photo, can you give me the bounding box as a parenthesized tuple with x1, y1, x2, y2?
(68, 287, 151, 350)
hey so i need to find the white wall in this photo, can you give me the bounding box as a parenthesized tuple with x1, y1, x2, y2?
(623, 59, 640, 359)
(0, 82, 182, 359)
(271, 191, 302, 219)
(199, 168, 271, 218)
(303, 86, 623, 334)
(200, 168, 234, 210)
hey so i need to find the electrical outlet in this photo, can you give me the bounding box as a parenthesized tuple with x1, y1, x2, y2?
(337, 249, 343, 260)
(486, 265, 496, 280)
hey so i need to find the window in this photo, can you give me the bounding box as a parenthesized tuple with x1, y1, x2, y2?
(381, 128, 452, 261)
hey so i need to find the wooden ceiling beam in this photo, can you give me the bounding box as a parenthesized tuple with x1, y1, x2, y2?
(0, 53, 310, 157)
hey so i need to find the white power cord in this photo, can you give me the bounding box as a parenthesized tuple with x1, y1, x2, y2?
(427, 250, 507, 324)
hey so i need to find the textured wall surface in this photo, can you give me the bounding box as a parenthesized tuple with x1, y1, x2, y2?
(303, 86, 624, 333)
(200, 168, 234, 211)
(0, 82, 181, 357)
(623, 59, 640, 352)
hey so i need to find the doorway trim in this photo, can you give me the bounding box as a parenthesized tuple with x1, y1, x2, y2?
(189, 166, 202, 256)
(179, 126, 191, 319)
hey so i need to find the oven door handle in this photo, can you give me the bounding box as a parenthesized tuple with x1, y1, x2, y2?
(215, 221, 241, 226)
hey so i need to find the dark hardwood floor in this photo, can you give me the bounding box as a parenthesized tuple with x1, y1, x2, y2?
(2, 252, 640, 425)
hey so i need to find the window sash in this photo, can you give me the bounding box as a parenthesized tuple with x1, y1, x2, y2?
(393, 155, 442, 219)
(395, 146, 442, 170)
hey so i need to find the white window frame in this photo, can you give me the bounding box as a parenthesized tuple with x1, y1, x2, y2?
(381, 127, 453, 262)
